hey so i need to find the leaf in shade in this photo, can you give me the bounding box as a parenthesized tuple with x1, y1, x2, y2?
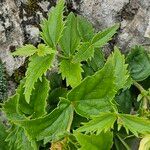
(126, 46, 150, 81)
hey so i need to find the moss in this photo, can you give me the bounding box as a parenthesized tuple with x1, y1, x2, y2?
(0, 62, 7, 102)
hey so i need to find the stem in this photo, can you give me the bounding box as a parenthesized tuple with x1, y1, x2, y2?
(116, 134, 131, 150)
(133, 81, 145, 93)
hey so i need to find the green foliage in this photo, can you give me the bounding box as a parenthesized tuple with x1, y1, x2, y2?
(126, 46, 150, 81)
(40, 0, 65, 48)
(24, 54, 54, 103)
(5, 126, 37, 150)
(1, 1, 150, 149)
(0, 119, 8, 150)
(75, 132, 113, 150)
(60, 12, 80, 56)
(12, 44, 37, 56)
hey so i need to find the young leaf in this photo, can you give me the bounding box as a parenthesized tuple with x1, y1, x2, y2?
(12, 44, 37, 56)
(118, 114, 150, 136)
(15, 99, 74, 143)
(29, 76, 50, 118)
(76, 113, 117, 134)
(37, 44, 55, 56)
(59, 12, 80, 56)
(77, 15, 94, 42)
(111, 47, 129, 90)
(72, 42, 94, 63)
(40, 0, 65, 48)
(24, 54, 54, 103)
(126, 46, 150, 81)
(75, 132, 113, 150)
(59, 59, 83, 88)
(91, 24, 119, 48)
(5, 126, 37, 150)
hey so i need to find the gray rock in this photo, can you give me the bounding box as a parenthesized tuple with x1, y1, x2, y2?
(77, 0, 150, 50)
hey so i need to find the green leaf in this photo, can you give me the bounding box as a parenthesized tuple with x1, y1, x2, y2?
(72, 42, 94, 63)
(115, 89, 132, 114)
(16, 99, 74, 143)
(0, 119, 8, 150)
(111, 47, 129, 90)
(16, 80, 33, 116)
(77, 15, 94, 42)
(24, 54, 54, 103)
(40, 0, 65, 48)
(59, 59, 83, 88)
(91, 24, 119, 48)
(87, 49, 105, 72)
(2, 94, 25, 121)
(5, 126, 37, 150)
(77, 113, 117, 134)
(126, 46, 150, 81)
(118, 114, 150, 136)
(29, 76, 50, 118)
(37, 44, 55, 56)
(75, 132, 113, 150)
(12, 44, 37, 56)
(67, 54, 116, 118)
(59, 12, 80, 56)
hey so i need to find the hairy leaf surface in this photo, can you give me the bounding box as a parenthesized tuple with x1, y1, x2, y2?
(24, 54, 54, 103)
(12, 44, 37, 56)
(75, 132, 113, 150)
(77, 113, 117, 134)
(59, 59, 83, 88)
(60, 12, 80, 56)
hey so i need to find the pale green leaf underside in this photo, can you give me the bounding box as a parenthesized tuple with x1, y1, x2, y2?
(92, 24, 119, 48)
(73, 42, 95, 63)
(24, 54, 54, 103)
(12, 44, 37, 56)
(75, 132, 113, 150)
(59, 12, 80, 56)
(59, 59, 83, 88)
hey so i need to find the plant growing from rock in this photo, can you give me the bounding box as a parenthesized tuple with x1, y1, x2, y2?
(0, 0, 150, 149)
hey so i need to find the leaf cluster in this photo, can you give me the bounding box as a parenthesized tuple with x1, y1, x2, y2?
(0, 0, 150, 149)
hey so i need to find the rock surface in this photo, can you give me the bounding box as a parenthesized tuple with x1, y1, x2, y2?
(0, 0, 150, 75)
